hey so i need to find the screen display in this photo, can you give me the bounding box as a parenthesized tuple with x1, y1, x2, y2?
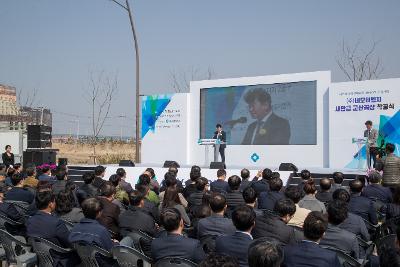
(200, 81, 317, 145)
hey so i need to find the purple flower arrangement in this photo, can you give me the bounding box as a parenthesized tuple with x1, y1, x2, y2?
(36, 163, 57, 171)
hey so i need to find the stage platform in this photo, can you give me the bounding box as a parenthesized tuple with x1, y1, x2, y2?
(67, 163, 368, 188)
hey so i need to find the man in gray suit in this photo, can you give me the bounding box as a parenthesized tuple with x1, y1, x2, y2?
(364, 120, 378, 168)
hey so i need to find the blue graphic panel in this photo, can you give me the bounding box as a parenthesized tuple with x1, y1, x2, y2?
(141, 95, 172, 138)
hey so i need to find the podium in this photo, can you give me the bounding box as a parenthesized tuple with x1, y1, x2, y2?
(352, 137, 367, 170)
(198, 139, 227, 166)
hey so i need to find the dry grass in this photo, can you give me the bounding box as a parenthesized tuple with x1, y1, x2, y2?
(53, 141, 135, 164)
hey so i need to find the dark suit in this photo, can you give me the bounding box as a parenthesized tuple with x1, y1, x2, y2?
(258, 191, 285, 211)
(210, 179, 229, 194)
(348, 194, 378, 225)
(5, 187, 34, 204)
(52, 180, 68, 195)
(92, 176, 106, 189)
(213, 130, 226, 163)
(338, 212, 370, 241)
(216, 232, 253, 267)
(76, 183, 99, 203)
(316, 190, 333, 203)
(361, 184, 392, 203)
(252, 213, 295, 245)
(251, 179, 270, 196)
(151, 233, 206, 263)
(241, 113, 290, 145)
(283, 241, 341, 267)
(38, 174, 55, 183)
(226, 190, 245, 208)
(197, 214, 236, 238)
(96, 197, 121, 237)
(320, 224, 360, 259)
(119, 206, 157, 236)
(239, 179, 252, 192)
(183, 183, 197, 199)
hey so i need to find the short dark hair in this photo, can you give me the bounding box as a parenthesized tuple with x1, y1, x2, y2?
(365, 120, 373, 126)
(332, 188, 350, 202)
(199, 253, 239, 267)
(303, 179, 317, 194)
(26, 166, 36, 177)
(81, 198, 102, 219)
(368, 171, 382, 184)
(11, 173, 23, 186)
(108, 174, 121, 187)
(161, 208, 181, 231)
(300, 169, 311, 180)
(248, 240, 283, 267)
(241, 168, 250, 179)
(94, 165, 106, 176)
(116, 168, 126, 177)
(349, 179, 363, 193)
(274, 198, 296, 217)
(190, 165, 202, 181)
(164, 172, 177, 187)
(168, 166, 178, 175)
(232, 205, 256, 231)
(269, 178, 283, 192)
(196, 177, 209, 191)
(215, 124, 222, 128)
(386, 143, 395, 153)
(82, 172, 95, 184)
(228, 175, 241, 190)
(244, 88, 271, 106)
(332, 172, 344, 184)
(36, 190, 55, 210)
(5, 145, 11, 150)
(41, 165, 50, 173)
(272, 172, 280, 179)
(327, 200, 348, 225)
(284, 185, 302, 204)
(137, 174, 151, 185)
(303, 211, 327, 241)
(100, 181, 116, 197)
(243, 187, 257, 204)
(55, 171, 67, 181)
(14, 163, 21, 170)
(319, 178, 331, 191)
(55, 191, 73, 214)
(129, 190, 145, 206)
(210, 193, 226, 213)
(217, 169, 226, 177)
(145, 168, 155, 179)
(262, 168, 273, 180)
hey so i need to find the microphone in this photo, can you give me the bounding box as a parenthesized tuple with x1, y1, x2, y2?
(225, 116, 247, 126)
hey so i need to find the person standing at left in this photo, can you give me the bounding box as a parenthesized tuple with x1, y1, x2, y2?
(213, 124, 226, 163)
(364, 120, 378, 169)
(2, 145, 14, 168)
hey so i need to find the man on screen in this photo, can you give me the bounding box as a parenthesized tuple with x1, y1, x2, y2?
(364, 120, 378, 168)
(241, 88, 290, 145)
(213, 124, 227, 163)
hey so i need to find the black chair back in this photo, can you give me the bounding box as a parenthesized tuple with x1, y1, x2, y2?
(0, 229, 35, 265)
(112, 245, 153, 267)
(73, 242, 113, 267)
(321, 245, 366, 267)
(376, 234, 397, 255)
(122, 229, 153, 252)
(28, 236, 72, 267)
(155, 257, 198, 267)
(199, 235, 217, 253)
(0, 212, 23, 229)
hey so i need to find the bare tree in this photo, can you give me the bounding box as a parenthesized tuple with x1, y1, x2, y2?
(336, 38, 384, 81)
(17, 88, 39, 108)
(170, 66, 216, 92)
(84, 70, 118, 164)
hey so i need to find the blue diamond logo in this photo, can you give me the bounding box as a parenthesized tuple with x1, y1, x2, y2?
(251, 153, 260, 162)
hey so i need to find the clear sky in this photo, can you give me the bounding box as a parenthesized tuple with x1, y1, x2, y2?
(1, 0, 399, 136)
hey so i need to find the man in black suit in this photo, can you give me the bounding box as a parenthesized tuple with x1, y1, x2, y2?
(252, 198, 296, 245)
(251, 168, 273, 196)
(151, 208, 205, 263)
(348, 179, 378, 225)
(5, 173, 34, 204)
(241, 88, 290, 145)
(210, 169, 229, 194)
(226, 175, 245, 209)
(239, 168, 252, 192)
(258, 177, 285, 211)
(242, 187, 263, 217)
(362, 171, 392, 204)
(316, 178, 333, 203)
(283, 211, 341, 267)
(188, 177, 209, 214)
(248, 239, 283, 267)
(331, 172, 349, 192)
(297, 169, 312, 198)
(96, 182, 121, 239)
(213, 124, 227, 163)
(76, 172, 99, 204)
(216, 205, 255, 267)
(93, 165, 106, 189)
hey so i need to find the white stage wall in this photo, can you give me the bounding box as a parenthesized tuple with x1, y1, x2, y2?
(329, 78, 400, 169)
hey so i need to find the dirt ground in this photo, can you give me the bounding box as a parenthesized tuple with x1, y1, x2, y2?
(53, 141, 135, 165)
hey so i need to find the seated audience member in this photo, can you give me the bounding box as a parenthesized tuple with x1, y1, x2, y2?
(52, 170, 68, 195)
(116, 168, 133, 194)
(197, 193, 236, 239)
(242, 187, 263, 217)
(248, 239, 283, 267)
(136, 173, 160, 205)
(151, 208, 205, 263)
(226, 175, 245, 209)
(23, 166, 38, 189)
(55, 190, 84, 223)
(380, 186, 400, 233)
(258, 177, 285, 211)
(4, 167, 16, 187)
(251, 168, 273, 196)
(298, 179, 326, 213)
(216, 205, 255, 267)
(331, 172, 349, 192)
(92, 165, 106, 189)
(5, 173, 34, 204)
(97, 182, 121, 239)
(143, 167, 160, 194)
(333, 189, 370, 241)
(252, 198, 296, 245)
(283, 211, 341, 267)
(297, 169, 312, 198)
(199, 253, 239, 267)
(376, 143, 400, 188)
(38, 165, 55, 182)
(0, 163, 6, 181)
(362, 171, 392, 203)
(320, 200, 360, 259)
(159, 171, 187, 208)
(161, 187, 190, 225)
(284, 185, 311, 228)
(119, 190, 157, 236)
(136, 183, 160, 223)
(379, 226, 400, 267)
(160, 167, 183, 192)
(348, 179, 378, 225)
(69, 198, 115, 251)
(109, 174, 129, 210)
(239, 168, 252, 192)
(76, 172, 99, 203)
(316, 178, 333, 203)
(0, 184, 25, 234)
(188, 177, 209, 211)
(210, 169, 229, 194)
(183, 165, 202, 198)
